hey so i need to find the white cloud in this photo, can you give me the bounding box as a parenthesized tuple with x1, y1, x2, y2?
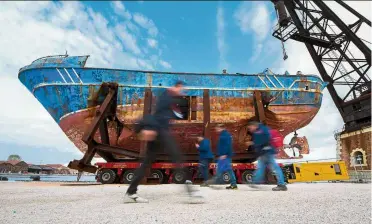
(125, 21, 140, 35)
(137, 58, 154, 70)
(115, 24, 142, 55)
(147, 38, 158, 48)
(250, 43, 263, 63)
(216, 6, 228, 70)
(159, 60, 172, 69)
(111, 1, 132, 20)
(0, 1, 169, 163)
(234, 2, 270, 41)
(234, 2, 271, 63)
(133, 13, 159, 37)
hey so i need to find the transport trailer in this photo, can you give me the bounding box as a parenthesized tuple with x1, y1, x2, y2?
(95, 161, 284, 185)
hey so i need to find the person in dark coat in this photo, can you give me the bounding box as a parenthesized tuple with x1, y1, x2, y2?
(195, 136, 214, 186)
(246, 121, 287, 191)
(125, 81, 203, 203)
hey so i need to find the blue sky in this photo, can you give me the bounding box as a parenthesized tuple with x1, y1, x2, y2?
(0, 1, 370, 165)
(81, 1, 278, 73)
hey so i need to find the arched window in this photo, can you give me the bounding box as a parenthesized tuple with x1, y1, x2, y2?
(350, 149, 367, 167)
(353, 151, 364, 165)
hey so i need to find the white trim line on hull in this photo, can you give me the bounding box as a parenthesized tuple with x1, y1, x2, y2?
(59, 104, 140, 121)
(273, 75, 285, 88)
(31, 79, 325, 94)
(59, 106, 99, 121)
(56, 68, 67, 83)
(64, 68, 75, 83)
(72, 68, 83, 84)
(266, 75, 277, 88)
(257, 75, 269, 88)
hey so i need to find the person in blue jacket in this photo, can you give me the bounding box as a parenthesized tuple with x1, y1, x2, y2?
(206, 124, 238, 189)
(246, 121, 287, 191)
(195, 136, 214, 186)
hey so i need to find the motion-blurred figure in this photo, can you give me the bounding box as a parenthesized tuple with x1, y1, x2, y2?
(246, 121, 287, 191)
(195, 136, 214, 186)
(124, 81, 203, 203)
(206, 124, 238, 189)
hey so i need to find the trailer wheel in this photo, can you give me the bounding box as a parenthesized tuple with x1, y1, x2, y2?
(123, 170, 136, 184)
(221, 172, 232, 184)
(151, 170, 164, 183)
(99, 169, 116, 184)
(241, 170, 254, 184)
(172, 171, 187, 184)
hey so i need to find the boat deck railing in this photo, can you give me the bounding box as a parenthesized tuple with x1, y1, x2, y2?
(31, 54, 69, 64)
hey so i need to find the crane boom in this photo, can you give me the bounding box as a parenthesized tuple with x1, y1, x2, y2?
(271, 0, 371, 132)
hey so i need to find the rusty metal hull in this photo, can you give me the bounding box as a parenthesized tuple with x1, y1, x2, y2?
(59, 104, 319, 160)
(18, 55, 327, 161)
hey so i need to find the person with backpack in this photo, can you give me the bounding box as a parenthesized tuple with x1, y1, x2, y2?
(195, 136, 214, 186)
(246, 121, 287, 191)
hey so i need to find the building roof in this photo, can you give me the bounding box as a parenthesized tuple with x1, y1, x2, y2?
(28, 165, 42, 170)
(0, 160, 27, 166)
(38, 165, 55, 171)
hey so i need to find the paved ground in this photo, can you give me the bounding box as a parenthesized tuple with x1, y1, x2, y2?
(0, 182, 370, 224)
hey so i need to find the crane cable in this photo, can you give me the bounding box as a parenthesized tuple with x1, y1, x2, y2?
(274, 3, 288, 61)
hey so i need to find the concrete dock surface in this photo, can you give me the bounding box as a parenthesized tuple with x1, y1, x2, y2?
(0, 182, 370, 224)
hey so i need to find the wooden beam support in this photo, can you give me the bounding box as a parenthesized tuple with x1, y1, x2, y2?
(140, 87, 153, 184)
(99, 118, 110, 144)
(253, 90, 266, 124)
(190, 96, 197, 120)
(140, 88, 153, 158)
(82, 85, 117, 144)
(68, 83, 119, 173)
(203, 89, 211, 139)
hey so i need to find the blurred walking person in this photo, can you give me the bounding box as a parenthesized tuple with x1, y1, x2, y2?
(124, 81, 204, 203)
(206, 124, 238, 189)
(246, 121, 287, 191)
(195, 136, 214, 186)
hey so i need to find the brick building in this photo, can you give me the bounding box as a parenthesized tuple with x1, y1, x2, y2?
(0, 160, 29, 173)
(337, 126, 371, 180)
(0, 161, 12, 173)
(45, 164, 73, 174)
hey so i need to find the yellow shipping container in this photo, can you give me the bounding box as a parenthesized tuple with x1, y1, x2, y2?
(284, 161, 350, 183)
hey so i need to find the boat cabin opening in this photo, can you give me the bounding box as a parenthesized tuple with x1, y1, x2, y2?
(174, 96, 197, 121)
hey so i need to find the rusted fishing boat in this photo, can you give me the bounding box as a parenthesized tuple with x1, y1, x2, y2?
(18, 55, 327, 162)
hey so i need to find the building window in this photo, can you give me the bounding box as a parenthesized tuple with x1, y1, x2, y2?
(350, 148, 368, 167)
(354, 152, 363, 165)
